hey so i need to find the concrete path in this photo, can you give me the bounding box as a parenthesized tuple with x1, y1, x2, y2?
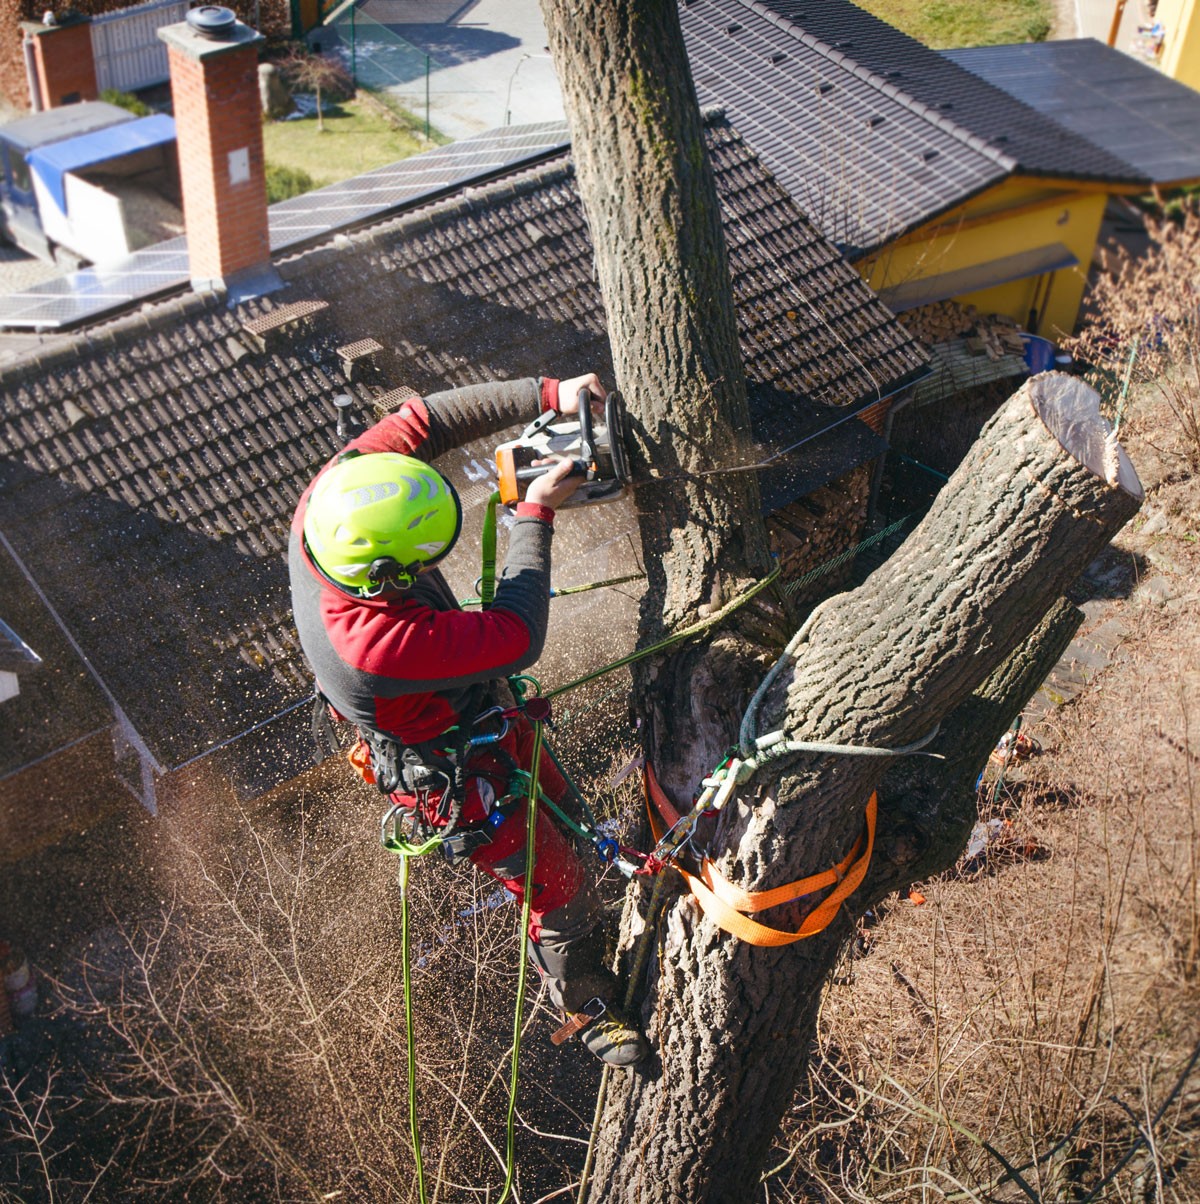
(1071, 0, 1158, 58)
(356, 0, 564, 141)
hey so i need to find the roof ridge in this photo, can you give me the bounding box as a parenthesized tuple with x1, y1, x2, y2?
(730, 0, 1019, 171)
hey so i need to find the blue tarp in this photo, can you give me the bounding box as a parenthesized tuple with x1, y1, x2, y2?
(27, 114, 176, 214)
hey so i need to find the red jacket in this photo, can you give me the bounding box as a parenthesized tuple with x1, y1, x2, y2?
(289, 379, 561, 744)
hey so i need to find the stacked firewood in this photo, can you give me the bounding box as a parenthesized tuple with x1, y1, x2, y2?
(897, 299, 977, 343)
(899, 300, 1027, 360)
(767, 467, 871, 601)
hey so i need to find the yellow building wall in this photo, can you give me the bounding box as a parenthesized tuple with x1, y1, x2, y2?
(856, 180, 1110, 339)
(1155, 0, 1200, 91)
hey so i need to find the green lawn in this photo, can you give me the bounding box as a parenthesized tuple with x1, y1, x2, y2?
(854, 0, 1052, 47)
(261, 96, 436, 195)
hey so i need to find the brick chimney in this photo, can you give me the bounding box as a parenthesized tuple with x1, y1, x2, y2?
(22, 15, 98, 109)
(158, 9, 270, 292)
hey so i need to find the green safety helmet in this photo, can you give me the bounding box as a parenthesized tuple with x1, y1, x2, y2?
(303, 451, 463, 596)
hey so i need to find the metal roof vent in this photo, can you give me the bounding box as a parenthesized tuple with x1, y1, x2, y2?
(186, 6, 238, 39)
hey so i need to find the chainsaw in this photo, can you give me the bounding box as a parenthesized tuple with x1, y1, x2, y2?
(494, 389, 632, 508)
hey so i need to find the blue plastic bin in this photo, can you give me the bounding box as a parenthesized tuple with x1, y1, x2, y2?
(1020, 333, 1056, 375)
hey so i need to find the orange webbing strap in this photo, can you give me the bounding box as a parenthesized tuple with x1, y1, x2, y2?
(643, 763, 877, 947)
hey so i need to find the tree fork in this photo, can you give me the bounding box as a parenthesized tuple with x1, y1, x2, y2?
(587, 376, 1141, 1202)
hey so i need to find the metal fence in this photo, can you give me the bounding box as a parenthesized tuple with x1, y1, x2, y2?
(318, 5, 436, 93)
(90, 0, 187, 95)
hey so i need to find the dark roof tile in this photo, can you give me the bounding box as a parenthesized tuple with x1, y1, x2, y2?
(682, 0, 1147, 254)
(0, 113, 925, 784)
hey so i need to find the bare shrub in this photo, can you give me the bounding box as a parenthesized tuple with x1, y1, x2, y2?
(1067, 200, 1200, 471)
(276, 47, 354, 133)
(0, 743, 641, 1201)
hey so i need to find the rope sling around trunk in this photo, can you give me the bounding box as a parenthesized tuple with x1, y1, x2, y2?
(644, 763, 878, 947)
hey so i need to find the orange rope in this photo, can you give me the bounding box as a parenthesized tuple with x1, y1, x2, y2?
(643, 763, 877, 947)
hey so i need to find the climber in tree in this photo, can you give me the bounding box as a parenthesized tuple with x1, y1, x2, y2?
(289, 373, 649, 1068)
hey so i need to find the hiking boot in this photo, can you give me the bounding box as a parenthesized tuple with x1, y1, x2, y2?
(577, 1004, 651, 1068)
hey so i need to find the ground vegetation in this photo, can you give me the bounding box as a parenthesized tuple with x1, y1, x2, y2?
(855, 0, 1053, 47)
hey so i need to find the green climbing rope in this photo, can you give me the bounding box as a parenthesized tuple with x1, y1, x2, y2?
(497, 716, 543, 1204)
(382, 712, 544, 1204)
(546, 566, 781, 700)
(383, 823, 443, 1204)
(480, 489, 501, 609)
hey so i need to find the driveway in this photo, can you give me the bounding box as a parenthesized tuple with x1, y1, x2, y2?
(353, 0, 565, 140)
(1070, 0, 1153, 54)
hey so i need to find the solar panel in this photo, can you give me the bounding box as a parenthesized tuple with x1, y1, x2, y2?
(0, 121, 570, 332)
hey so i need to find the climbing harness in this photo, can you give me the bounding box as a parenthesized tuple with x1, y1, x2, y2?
(643, 764, 878, 947)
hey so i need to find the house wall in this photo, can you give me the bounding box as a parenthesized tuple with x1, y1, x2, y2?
(857, 181, 1110, 339)
(1156, 0, 1200, 90)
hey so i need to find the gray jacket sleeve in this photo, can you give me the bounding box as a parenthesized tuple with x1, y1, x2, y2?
(421, 378, 545, 460)
(490, 512, 553, 668)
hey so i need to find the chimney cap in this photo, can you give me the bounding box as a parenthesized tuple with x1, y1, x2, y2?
(159, 8, 262, 56)
(186, 5, 238, 38)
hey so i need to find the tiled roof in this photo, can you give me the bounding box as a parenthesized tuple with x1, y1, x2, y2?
(946, 39, 1200, 188)
(680, 0, 1148, 255)
(0, 546, 109, 770)
(0, 114, 926, 792)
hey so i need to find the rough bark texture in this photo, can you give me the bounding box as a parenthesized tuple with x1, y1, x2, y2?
(539, 0, 780, 792)
(873, 594, 1085, 893)
(587, 377, 1141, 1203)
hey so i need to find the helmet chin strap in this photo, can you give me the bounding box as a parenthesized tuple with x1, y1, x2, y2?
(364, 556, 420, 596)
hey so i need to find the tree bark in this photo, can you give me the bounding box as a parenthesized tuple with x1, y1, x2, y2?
(586, 376, 1141, 1202)
(873, 594, 1084, 893)
(538, 4, 1142, 1200)
(540, 0, 779, 803)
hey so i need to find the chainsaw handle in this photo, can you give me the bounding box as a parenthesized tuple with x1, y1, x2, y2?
(577, 387, 596, 467)
(515, 458, 588, 484)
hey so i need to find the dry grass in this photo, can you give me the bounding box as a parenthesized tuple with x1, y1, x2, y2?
(765, 370, 1200, 1200)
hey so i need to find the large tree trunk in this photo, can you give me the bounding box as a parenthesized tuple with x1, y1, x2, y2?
(587, 376, 1141, 1201)
(538, 4, 1142, 1201)
(539, 0, 779, 803)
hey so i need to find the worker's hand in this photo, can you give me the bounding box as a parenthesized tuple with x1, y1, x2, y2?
(556, 373, 606, 414)
(525, 455, 583, 511)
